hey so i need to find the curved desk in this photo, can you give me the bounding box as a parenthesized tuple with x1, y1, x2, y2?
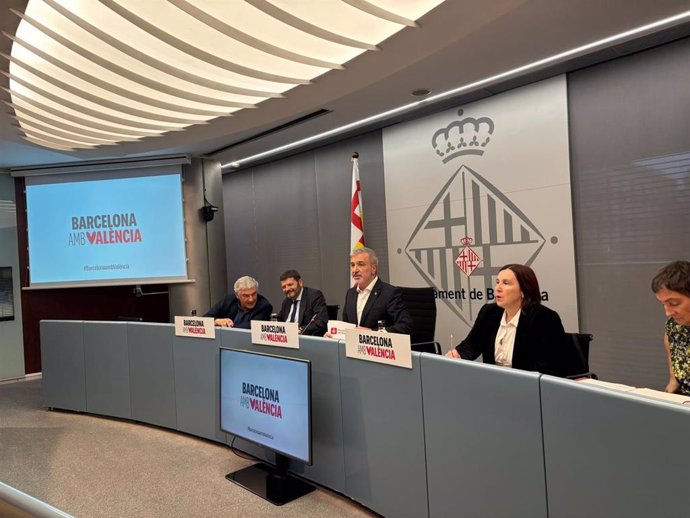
(41, 320, 690, 517)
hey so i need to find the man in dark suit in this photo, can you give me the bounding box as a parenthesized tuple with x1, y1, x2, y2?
(341, 247, 412, 334)
(276, 270, 328, 336)
(204, 275, 272, 328)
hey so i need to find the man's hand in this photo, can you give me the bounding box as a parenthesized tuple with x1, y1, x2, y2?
(214, 318, 234, 327)
(445, 348, 461, 359)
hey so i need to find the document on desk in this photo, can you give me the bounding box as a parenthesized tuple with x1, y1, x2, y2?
(576, 378, 637, 392)
(327, 320, 356, 340)
(630, 388, 690, 405)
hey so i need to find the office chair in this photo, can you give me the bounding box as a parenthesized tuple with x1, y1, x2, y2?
(563, 332, 594, 378)
(398, 286, 437, 345)
(117, 316, 144, 322)
(326, 305, 339, 320)
(411, 341, 442, 355)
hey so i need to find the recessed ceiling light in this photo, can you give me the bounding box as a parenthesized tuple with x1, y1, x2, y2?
(410, 88, 431, 97)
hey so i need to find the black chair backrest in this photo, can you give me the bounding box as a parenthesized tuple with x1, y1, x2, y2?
(398, 286, 436, 345)
(411, 341, 442, 355)
(562, 332, 593, 377)
(326, 305, 339, 320)
(117, 316, 143, 322)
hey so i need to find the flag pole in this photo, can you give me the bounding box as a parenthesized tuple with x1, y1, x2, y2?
(350, 152, 365, 253)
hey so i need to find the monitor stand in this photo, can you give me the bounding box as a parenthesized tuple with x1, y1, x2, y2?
(226, 453, 315, 506)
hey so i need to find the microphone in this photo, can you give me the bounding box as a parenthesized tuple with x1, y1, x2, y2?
(299, 312, 319, 335)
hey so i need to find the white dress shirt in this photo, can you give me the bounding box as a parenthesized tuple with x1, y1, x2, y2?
(356, 276, 378, 325)
(494, 310, 520, 367)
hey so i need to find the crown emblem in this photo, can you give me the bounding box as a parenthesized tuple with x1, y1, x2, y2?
(432, 109, 495, 162)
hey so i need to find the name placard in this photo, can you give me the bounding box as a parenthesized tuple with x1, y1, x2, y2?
(345, 329, 412, 369)
(174, 316, 216, 339)
(251, 320, 300, 349)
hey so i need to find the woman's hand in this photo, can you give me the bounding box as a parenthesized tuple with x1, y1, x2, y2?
(445, 348, 461, 359)
(665, 377, 680, 394)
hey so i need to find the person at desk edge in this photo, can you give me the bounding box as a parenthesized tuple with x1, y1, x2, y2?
(204, 275, 272, 328)
(446, 264, 566, 376)
(277, 269, 328, 336)
(341, 247, 412, 334)
(652, 260, 690, 395)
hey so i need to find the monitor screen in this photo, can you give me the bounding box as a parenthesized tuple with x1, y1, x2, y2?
(220, 348, 312, 464)
(25, 168, 188, 288)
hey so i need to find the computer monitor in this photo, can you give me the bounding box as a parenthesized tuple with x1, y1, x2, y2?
(219, 348, 314, 505)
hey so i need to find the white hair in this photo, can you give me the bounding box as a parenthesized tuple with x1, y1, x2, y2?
(234, 276, 259, 293)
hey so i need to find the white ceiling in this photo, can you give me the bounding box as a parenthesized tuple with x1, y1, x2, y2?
(1, 0, 690, 172)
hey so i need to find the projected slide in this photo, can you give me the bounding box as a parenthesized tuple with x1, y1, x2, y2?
(26, 172, 187, 287)
(220, 349, 311, 463)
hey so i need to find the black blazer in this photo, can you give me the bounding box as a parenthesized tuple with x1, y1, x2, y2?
(276, 286, 328, 336)
(456, 303, 567, 376)
(204, 293, 273, 329)
(343, 279, 413, 334)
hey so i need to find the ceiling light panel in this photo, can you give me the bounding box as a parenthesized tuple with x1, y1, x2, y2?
(200, 0, 372, 64)
(8, 104, 142, 142)
(7, 33, 269, 108)
(8, 0, 446, 151)
(267, 0, 413, 41)
(28, 1, 292, 94)
(111, 1, 332, 78)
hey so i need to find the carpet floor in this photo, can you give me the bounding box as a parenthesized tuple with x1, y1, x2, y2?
(0, 377, 377, 518)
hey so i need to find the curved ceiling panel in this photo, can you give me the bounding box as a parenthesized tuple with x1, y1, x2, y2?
(7, 0, 445, 150)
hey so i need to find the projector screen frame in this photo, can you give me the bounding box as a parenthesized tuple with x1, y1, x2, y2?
(24, 167, 190, 289)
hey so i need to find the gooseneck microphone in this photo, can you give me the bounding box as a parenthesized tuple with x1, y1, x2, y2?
(299, 313, 319, 335)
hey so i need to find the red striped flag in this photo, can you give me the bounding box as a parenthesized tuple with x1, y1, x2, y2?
(350, 153, 365, 251)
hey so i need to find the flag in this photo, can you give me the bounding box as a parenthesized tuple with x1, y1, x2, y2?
(350, 153, 365, 251)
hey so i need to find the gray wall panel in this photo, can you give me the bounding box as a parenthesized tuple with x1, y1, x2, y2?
(222, 131, 387, 318)
(421, 355, 547, 518)
(251, 153, 320, 310)
(542, 377, 690, 518)
(340, 348, 428, 518)
(314, 132, 388, 312)
(127, 323, 176, 429)
(221, 170, 257, 295)
(569, 37, 690, 388)
(169, 158, 227, 318)
(83, 322, 130, 419)
(40, 320, 85, 411)
(0, 175, 23, 381)
(172, 333, 226, 442)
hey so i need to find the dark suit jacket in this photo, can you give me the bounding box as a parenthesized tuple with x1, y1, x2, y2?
(343, 279, 413, 334)
(455, 302, 566, 376)
(276, 286, 328, 336)
(204, 293, 273, 329)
